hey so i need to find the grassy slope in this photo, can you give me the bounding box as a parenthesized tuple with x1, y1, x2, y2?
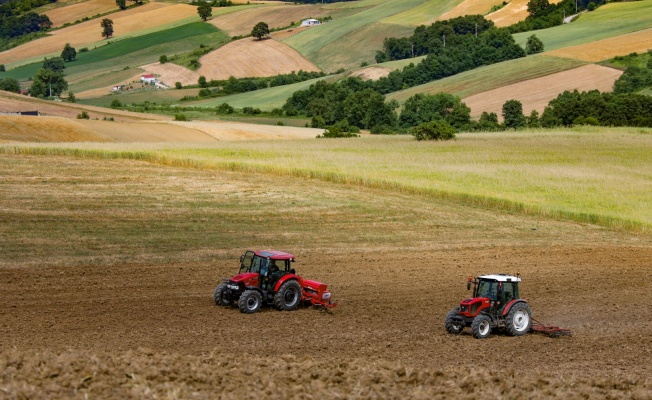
(386, 55, 586, 102)
(380, 0, 463, 26)
(3, 128, 650, 230)
(284, 0, 429, 70)
(512, 1, 652, 51)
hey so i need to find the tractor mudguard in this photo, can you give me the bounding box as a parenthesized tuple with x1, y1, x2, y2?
(502, 299, 527, 316)
(273, 274, 303, 292)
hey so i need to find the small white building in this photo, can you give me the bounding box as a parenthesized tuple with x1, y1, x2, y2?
(300, 19, 320, 27)
(141, 74, 156, 84)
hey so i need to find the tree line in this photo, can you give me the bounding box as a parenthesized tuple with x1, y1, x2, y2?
(0, 0, 53, 41)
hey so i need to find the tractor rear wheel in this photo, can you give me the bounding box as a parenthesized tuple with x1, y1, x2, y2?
(238, 289, 262, 314)
(445, 308, 464, 334)
(504, 302, 532, 336)
(273, 280, 301, 311)
(213, 283, 230, 306)
(471, 314, 492, 339)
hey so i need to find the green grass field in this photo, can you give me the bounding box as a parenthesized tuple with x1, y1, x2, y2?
(386, 54, 586, 102)
(513, 1, 652, 51)
(78, 88, 201, 107)
(380, 0, 463, 26)
(3, 127, 650, 231)
(285, 0, 428, 68)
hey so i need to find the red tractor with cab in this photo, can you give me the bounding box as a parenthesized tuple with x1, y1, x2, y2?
(445, 274, 532, 339)
(213, 250, 335, 313)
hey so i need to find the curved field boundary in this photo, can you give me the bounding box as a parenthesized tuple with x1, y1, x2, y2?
(44, 0, 118, 28)
(439, 0, 506, 22)
(197, 38, 320, 80)
(0, 3, 197, 67)
(2, 138, 649, 232)
(387, 55, 586, 103)
(487, 0, 563, 27)
(512, 1, 652, 52)
(462, 64, 622, 117)
(547, 28, 652, 62)
(381, 0, 463, 26)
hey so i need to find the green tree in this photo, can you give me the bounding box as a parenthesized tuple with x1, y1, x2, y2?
(61, 43, 77, 62)
(527, 109, 540, 128)
(527, 0, 551, 18)
(159, 55, 168, 64)
(413, 120, 456, 141)
(197, 2, 212, 21)
(251, 22, 270, 40)
(525, 35, 544, 55)
(502, 99, 526, 129)
(29, 58, 68, 98)
(101, 18, 114, 39)
(0, 78, 21, 93)
(0, 64, 5, 72)
(175, 82, 182, 89)
(66, 91, 76, 103)
(198, 75, 208, 88)
(116, 0, 126, 9)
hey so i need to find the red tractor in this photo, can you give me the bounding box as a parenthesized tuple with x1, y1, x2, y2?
(213, 250, 335, 313)
(445, 274, 532, 339)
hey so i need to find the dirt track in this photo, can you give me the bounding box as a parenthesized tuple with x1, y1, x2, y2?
(1, 154, 651, 398)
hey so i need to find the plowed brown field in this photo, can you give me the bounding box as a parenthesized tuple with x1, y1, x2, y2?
(463, 64, 622, 118)
(1, 153, 651, 398)
(197, 38, 320, 80)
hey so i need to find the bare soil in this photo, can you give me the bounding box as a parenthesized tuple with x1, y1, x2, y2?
(439, 0, 506, 21)
(1, 154, 651, 398)
(488, 0, 563, 27)
(44, 0, 118, 28)
(463, 64, 622, 118)
(197, 37, 321, 80)
(349, 66, 393, 81)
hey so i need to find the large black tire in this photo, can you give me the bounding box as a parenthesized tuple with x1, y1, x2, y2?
(471, 314, 492, 339)
(444, 308, 464, 334)
(213, 283, 230, 306)
(504, 302, 532, 336)
(273, 280, 301, 311)
(238, 289, 262, 314)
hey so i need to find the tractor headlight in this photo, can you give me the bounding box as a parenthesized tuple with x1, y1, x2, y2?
(227, 284, 240, 290)
(321, 292, 331, 300)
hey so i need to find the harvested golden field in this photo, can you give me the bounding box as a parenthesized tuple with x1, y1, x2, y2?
(488, 0, 563, 27)
(0, 3, 197, 66)
(463, 64, 622, 118)
(168, 120, 322, 140)
(0, 115, 108, 142)
(349, 65, 393, 80)
(0, 153, 651, 398)
(547, 28, 652, 62)
(438, 0, 505, 21)
(44, 0, 119, 28)
(270, 26, 310, 40)
(208, 4, 329, 36)
(197, 38, 321, 80)
(138, 62, 200, 87)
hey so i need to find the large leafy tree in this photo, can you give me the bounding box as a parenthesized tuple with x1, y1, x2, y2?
(101, 18, 114, 39)
(61, 43, 77, 62)
(251, 22, 270, 40)
(29, 57, 68, 98)
(116, 0, 126, 9)
(0, 78, 21, 93)
(197, 2, 212, 21)
(525, 34, 544, 55)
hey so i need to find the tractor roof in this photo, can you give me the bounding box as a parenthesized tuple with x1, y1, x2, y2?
(479, 274, 521, 282)
(253, 250, 295, 261)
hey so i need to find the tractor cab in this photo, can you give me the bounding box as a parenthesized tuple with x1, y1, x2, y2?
(239, 250, 295, 290)
(446, 273, 532, 339)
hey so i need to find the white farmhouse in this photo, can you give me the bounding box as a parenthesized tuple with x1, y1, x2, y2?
(300, 19, 320, 27)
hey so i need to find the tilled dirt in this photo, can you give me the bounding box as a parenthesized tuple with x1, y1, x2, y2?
(1, 155, 651, 398)
(2, 247, 652, 398)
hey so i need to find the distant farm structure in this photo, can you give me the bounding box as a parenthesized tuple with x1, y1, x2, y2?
(300, 18, 320, 27)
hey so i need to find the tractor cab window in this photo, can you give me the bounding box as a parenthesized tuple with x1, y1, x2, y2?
(240, 251, 254, 274)
(250, 256, 267, 274)
(500, 282, 518, 302)
(476, 280, 498, 300)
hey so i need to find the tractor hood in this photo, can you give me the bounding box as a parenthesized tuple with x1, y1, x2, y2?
(230, 272, 258, 283)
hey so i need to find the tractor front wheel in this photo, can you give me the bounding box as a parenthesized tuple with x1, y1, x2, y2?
(504, 302, 532, 336)
(471, 314, 492, 339)
(273, 280, 301, 311)
(445, 308, 464, 334)
(238, 289, 262, 314)
(213, 283, 230, 306)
